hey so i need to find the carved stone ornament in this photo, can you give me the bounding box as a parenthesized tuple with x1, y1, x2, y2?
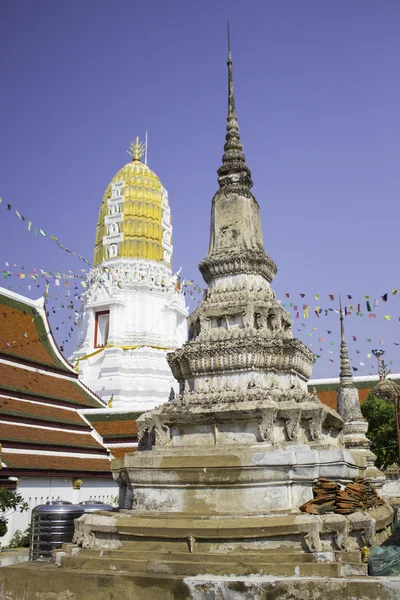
(258, 408, 278, 442)
(281, 408, 302, 441)
(303, 406, 325, 441)
(154, 418, 171, 447)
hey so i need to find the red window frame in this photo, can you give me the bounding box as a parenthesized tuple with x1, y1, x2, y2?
(94, 310, 110, 348)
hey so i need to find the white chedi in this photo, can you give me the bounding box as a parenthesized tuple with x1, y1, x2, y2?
(70, 141, 188, 410)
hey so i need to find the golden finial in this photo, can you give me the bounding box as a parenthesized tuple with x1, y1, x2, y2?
(127, 136, 146, 162)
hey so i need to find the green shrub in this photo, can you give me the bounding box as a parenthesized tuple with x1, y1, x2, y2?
(0, 517, 7, 538)
(7, 527, 30, 548)
(361, 393, 398, 469)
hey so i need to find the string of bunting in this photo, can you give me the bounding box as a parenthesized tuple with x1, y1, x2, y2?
(2, 280, 398, 376)
(1, 189, 398, 370)
(0, 196, 91, 265)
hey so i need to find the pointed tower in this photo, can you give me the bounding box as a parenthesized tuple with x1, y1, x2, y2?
(62, 33, 394, 580)
(70, 138, 188, 410)
(118, 33, 359, 519)
(337, 298, 384, 485)
(199, 26, 276, 287)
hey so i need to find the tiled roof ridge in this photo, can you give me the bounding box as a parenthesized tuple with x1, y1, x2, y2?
(0, 423, 107, 450)
(0, 351, 78, 377)
(101, 435, 138, 442)
(85, 411, 143, 423)
(0, 396, 89, 426)
(0, 362, 106, 409)
(77, 376, 107, 408)
(1, 452, 112, 475)
(0, 289, 73, 373)
(0, 413, 88, 431)
(0, 385, 100, 409)
(109, 446, 137, 459)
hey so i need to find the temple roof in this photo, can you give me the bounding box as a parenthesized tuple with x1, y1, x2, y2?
(82, 410, 139, 456)
(0, 290, 75, 373)
(1, 453, 111, 474)
(0, 361, 105, 409)
(0, 397, 87, 428)
(0, 422, 105, 451)
(0, 287, 111, 477)
(308, 374, 400, 411)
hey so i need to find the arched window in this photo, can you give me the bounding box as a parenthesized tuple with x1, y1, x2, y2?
(109, 222, 119, 235)
(109, 244, 118, 258)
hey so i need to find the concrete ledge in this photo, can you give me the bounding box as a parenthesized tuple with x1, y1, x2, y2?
(1, 562, 400, 600)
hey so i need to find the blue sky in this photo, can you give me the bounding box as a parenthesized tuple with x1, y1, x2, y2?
(1, 0, 399, 377)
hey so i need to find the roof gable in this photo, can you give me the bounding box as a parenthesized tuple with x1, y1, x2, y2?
(0, 291, 71, 372)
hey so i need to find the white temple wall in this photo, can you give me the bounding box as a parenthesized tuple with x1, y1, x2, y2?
(78, 346, 178, 408)
(72, 264, 187, 410)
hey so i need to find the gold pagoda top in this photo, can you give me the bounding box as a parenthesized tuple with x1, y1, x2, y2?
(94, 139, 172, 268)
(127, 137, 146, 162)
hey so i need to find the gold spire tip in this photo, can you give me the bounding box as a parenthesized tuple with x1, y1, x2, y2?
(127, 136, 146, 162)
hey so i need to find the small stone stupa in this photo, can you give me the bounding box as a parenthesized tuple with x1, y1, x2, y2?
(62, 33, 393, 584)
(336, 297, 384, 486)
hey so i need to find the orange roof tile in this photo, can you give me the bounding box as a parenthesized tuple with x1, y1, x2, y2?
(91, 419, 138, 438)
(316, 390, 338, 411)
(0, 423, 105, 451)
(0, 397, 86, 427)
(86, 412, 141, 441)
(110, 446, 137, 459)
(0, 293, 70, 371)
(0, 362, 102, 408)
(317, 388, 373, 412)
(2, 452, 111, 473)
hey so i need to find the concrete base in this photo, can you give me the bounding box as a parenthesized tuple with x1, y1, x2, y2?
(1, 563, 400, 600)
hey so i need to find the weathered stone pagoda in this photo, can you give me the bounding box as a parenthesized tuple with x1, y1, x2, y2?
(0, 35, 396, 600)
(336, 299, 384, 486)
(67, 36, 393, 573)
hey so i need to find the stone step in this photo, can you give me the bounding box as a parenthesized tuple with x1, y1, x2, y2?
(65, 543, 362, 565)
(341, 562, 368, 577)
(149, 559, 342, 578)
(78, 549, 319, 564)
(61, 554, 342, 577)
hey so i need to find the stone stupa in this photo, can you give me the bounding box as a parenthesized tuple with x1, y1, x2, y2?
(336, 297, 385, 487)
(69, 33, 393, 576)
(3, 32, 396, 600)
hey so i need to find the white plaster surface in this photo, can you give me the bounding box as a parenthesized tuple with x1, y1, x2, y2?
(1, 477, 117, 547)
(70, 258, 188, 410)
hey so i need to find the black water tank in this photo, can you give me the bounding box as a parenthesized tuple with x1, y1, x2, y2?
(79, 498, 114, 513)
(29, 499, 84, 560)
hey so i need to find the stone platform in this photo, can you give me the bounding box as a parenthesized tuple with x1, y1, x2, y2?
(1, 562, 400, 600)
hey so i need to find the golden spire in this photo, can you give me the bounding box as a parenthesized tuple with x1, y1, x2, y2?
(127, 137, 146, 162)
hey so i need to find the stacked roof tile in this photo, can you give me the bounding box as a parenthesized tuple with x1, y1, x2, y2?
(0, 289, 112, 479)
(82, 411, 140, 458)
